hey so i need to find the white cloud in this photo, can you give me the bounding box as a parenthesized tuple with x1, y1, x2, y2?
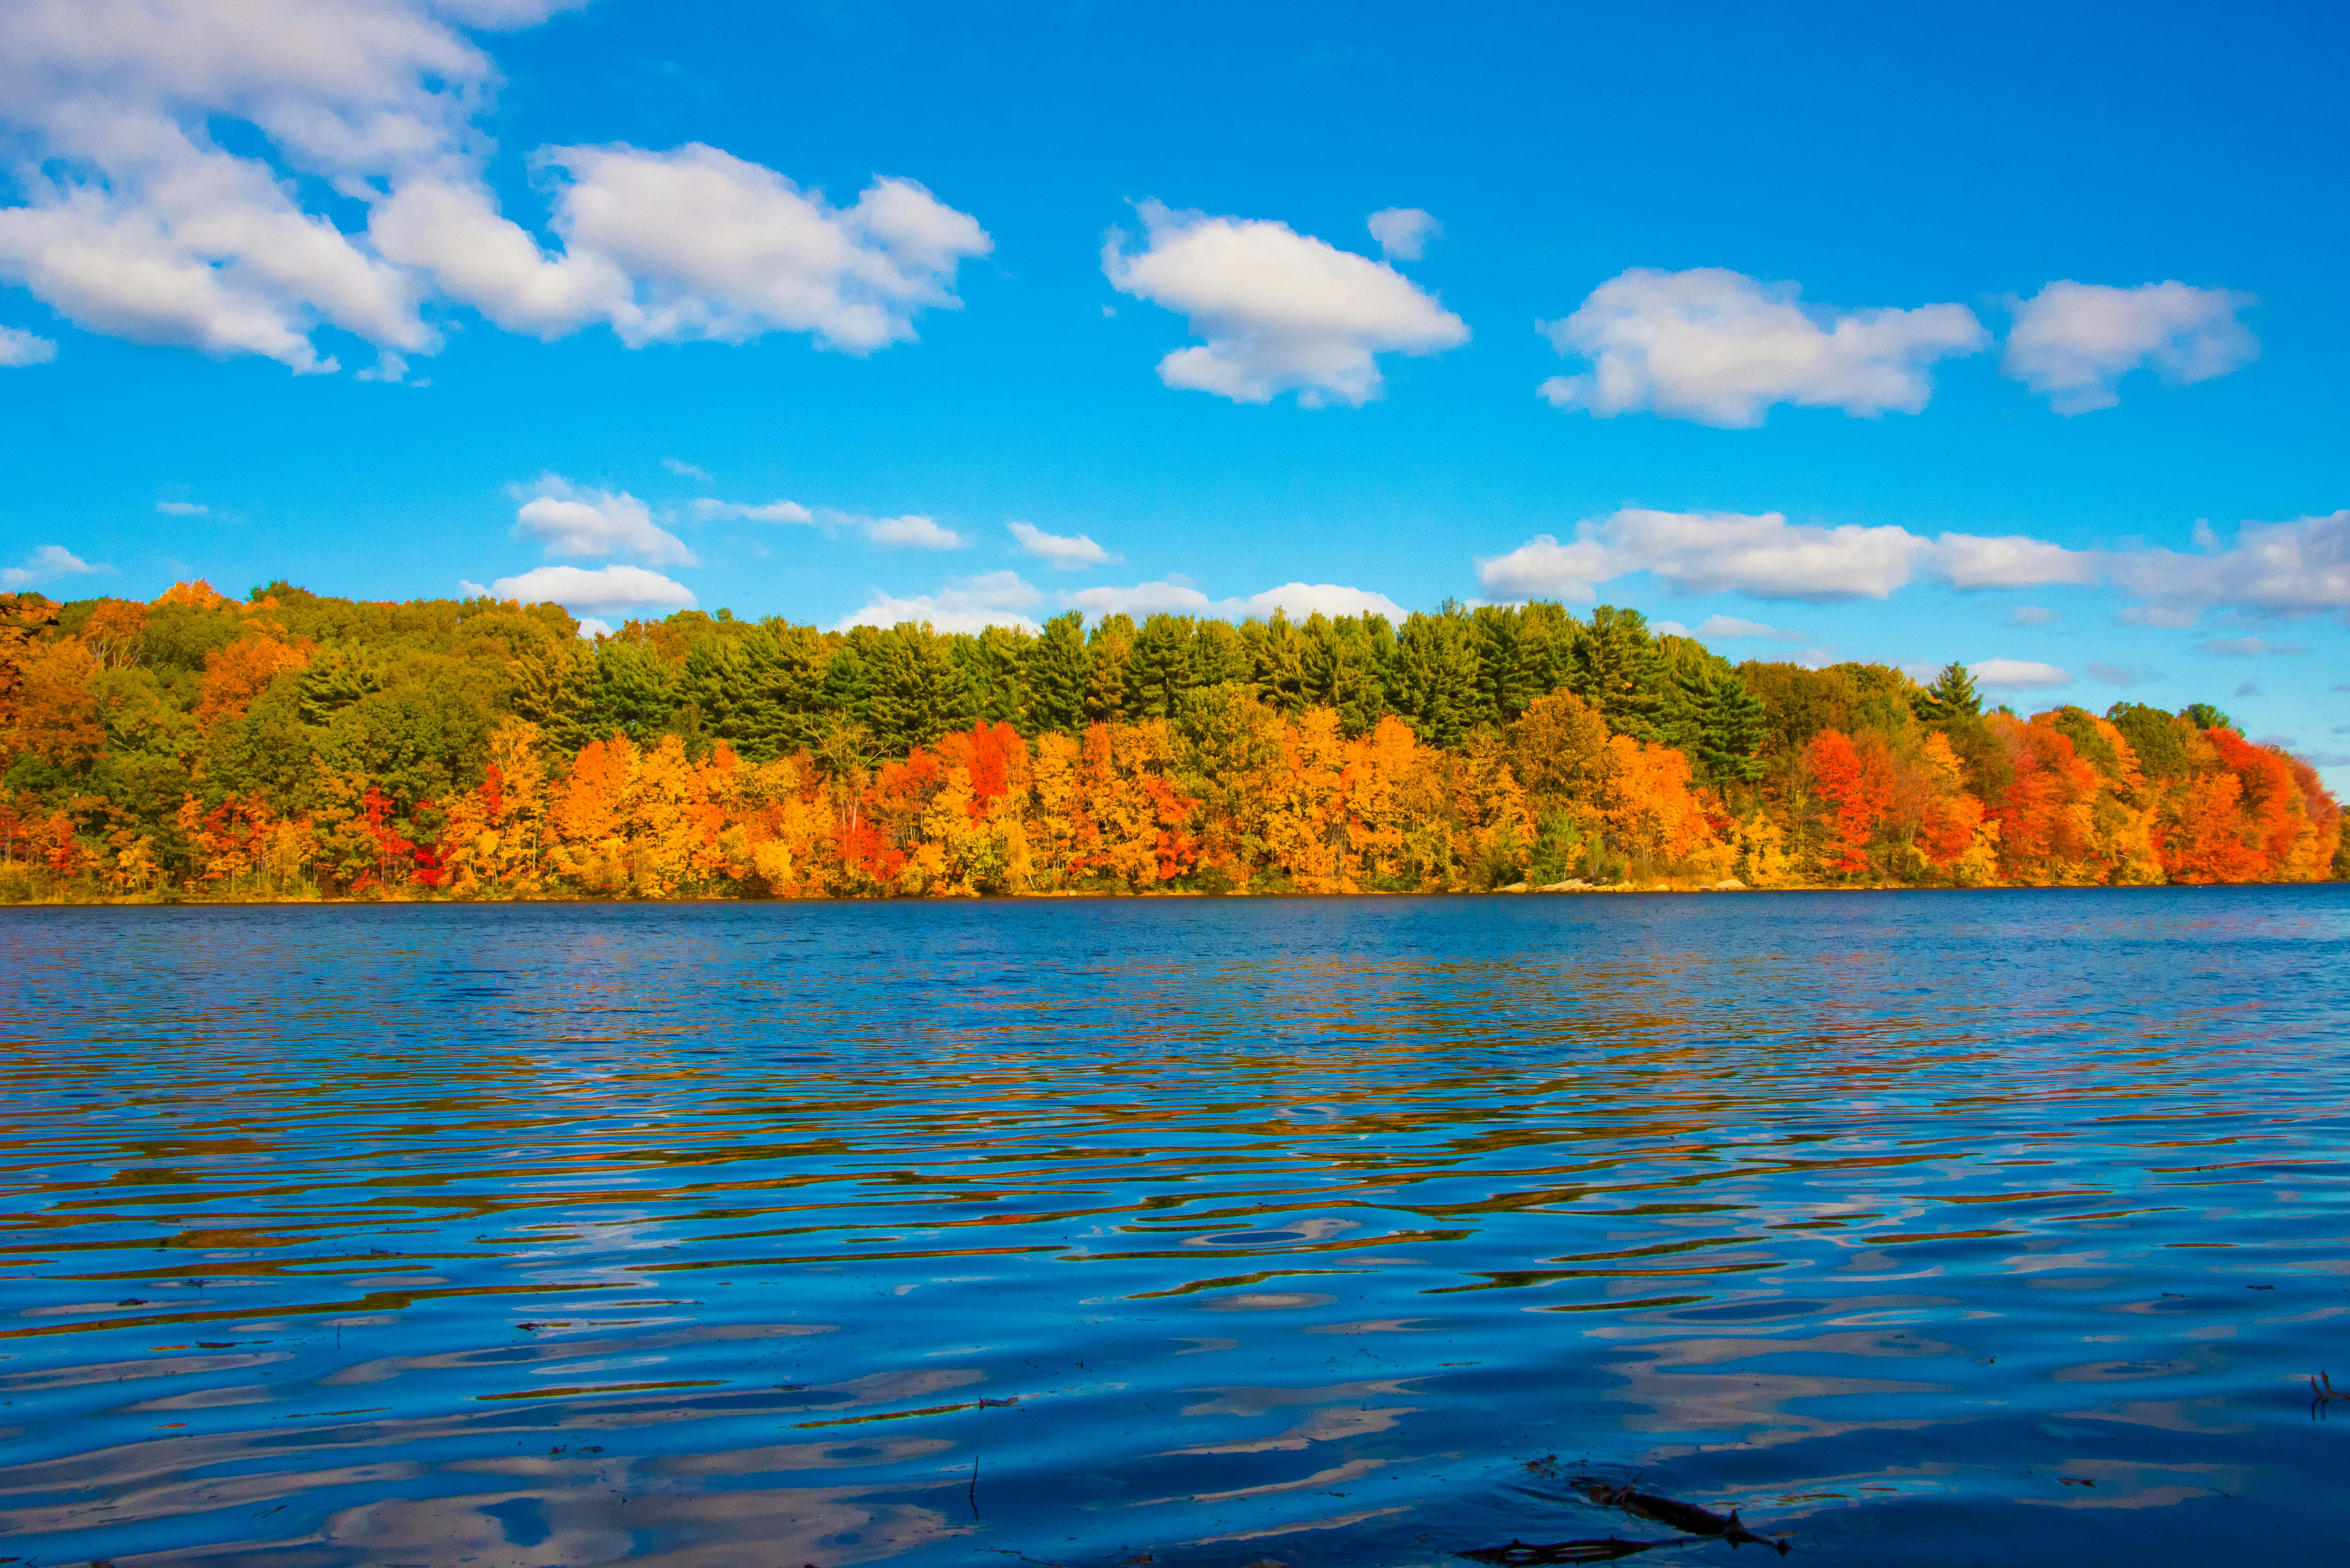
(1478, 510, 2128, 605)
(1246, 582, 1407, 620)
(661, 456, 710, 481)
(0, 543, 108, 588)
(834, 569, 1040, 634)
(1103, 201, 1468, 406)
(2004, 281, 2257, 414)
(1063, 578, 1405, 622)
(2086, 661, 2149, 686)
(1477, 509, 1932, 603)
(472, 146, 990, 351)
(511, 475, 694, 565)
(0, 2, 985, 374)
(488, 563, 694, 615)
(1933, 532, 2099, 589)
(1367, 207, 1439, 261)
(691, 497, 962, 549)
(2196, 636, 2306, 656)
(1536, 267, 1986, 427)
(155, 499, 209, 516)
(2005, 605, 2058, 626)
(1971, 658, 2073, 691)
(574, 616, 613, 640)
(693, 497, 814, 524)
(859, 513, 964, 550)
(1009, 519, 1111, 569)
(2107, 511, 2350, 623)
(2118, 604, 2202, 629)
(0, 324, 56, 365)
(1689, 614, 1808, 642)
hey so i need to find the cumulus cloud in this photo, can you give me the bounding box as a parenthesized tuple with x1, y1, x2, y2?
(834, 570, 1041, 634)
(2106, 511, 2350, 624)
(2004, 281, 2257, 414)
(1935, 533, 2099, 589)
(0, 543, 107, 588)
(1536, 267, 1986, 427)
(0, 324, 56, 365)
(693, 497, 815, 524)
(155, 500, 209, 516)
(1971, 658, 2073, 691)
(1476, 509, 2193, 606)
(2005, 605, 2058, 626)
(1064, 578, 1406, 622)
(1367, 207, 1439, 261)
(859, 513, 964, 550)
(2118, 604, 2203, 629)
(0, 2, 986, 374)
(1009, 520, 1111, 569)
(2086, 661, 2150, 686)
(411, 146, 991, 351)
(488, 563, 694, 615)
(511, 475, 693, 565)
(661, 457, 710, 481)
(2196, 635, 2306, 656)
(1103, 201, 1468, 405)
(691, 497, 962, 549)
(1688, 614, 1808, 642)
(1477, 509, 1933, 603)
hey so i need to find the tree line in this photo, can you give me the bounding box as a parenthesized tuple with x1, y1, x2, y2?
(0, 579, 2339, 899)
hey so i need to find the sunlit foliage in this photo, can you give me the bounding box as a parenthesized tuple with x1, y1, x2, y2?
(0, 582, 2337, 900)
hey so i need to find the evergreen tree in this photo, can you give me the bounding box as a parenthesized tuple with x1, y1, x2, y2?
(1085, 614, 1135, 723)
(731, 623, 829, 759)
(1244, 613, 1311, 711)
(1665, 664, 1765, 784)
(507, 638, 595, 751)
(1384, 609, 1479, 747)
(1190, 618, 1249, 686)
(957, 625, 1031, 729)
(677, 635, 742, 737)
(1025, 611, 1089, 733)
(1566, 605, 1666, 740)
(296, 643, 388, 727)
(1123, 613, 1195, 718)
(1468, 604, 1538, 727)
(2181, 702, 2237, 734)
(1913, 660, 1982, 723)
(867, 627, 974, 752)
(589, 640, 676, 742)
(819, 644, 872, 732)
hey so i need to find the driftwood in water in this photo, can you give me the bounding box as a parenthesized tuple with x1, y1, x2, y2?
(1581, 1480, 1792, 1555)
(1459, 1537, 1673, 1565)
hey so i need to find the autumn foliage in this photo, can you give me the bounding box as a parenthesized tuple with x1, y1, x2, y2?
(0, 581, 2338, 901)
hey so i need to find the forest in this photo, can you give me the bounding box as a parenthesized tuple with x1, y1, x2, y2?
(0, 580, 2340, 901)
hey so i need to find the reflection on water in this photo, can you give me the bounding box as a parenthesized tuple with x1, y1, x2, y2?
(2, 889, 2347, 1566)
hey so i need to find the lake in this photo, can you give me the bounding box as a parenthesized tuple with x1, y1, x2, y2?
(2, 889, 2346, 1567)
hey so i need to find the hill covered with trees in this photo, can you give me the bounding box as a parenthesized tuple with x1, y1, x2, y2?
(0, 580, 2339, 901)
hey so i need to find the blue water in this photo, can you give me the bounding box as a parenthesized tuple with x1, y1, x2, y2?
(2, 889, 2347, 1567)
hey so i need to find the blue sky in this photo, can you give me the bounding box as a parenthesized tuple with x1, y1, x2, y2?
(1, 0, 2345, 777)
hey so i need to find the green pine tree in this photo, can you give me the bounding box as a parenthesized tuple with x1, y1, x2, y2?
(1384, 609, 1479, 747)
(1123, 613, 1195, 718)
(1913, 660, 1982, 723)
(1024, 611, 1090, 733)
(1566, 605, 1665, 740)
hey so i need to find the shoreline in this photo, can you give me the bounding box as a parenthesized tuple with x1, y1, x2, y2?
(1, 878, 2330, 910)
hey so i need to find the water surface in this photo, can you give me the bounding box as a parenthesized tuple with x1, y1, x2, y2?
(3, 889, 2347, 1566)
